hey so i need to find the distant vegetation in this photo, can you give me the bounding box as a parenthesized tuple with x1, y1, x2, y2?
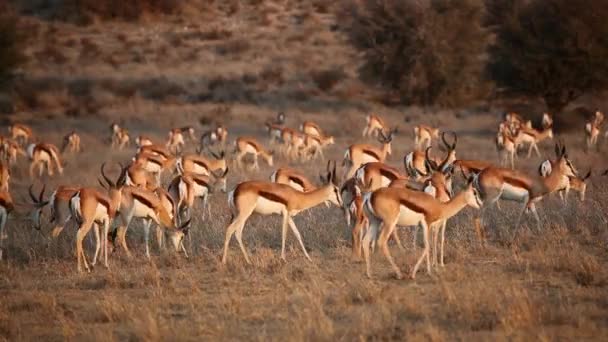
(340, 0, 608, 114)
(0, 5, 22, 90)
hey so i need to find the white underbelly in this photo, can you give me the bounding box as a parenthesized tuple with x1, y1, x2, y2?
(94, 203, 108, 221)
(193, 184, 209, 197)
(288, 181, 304, 192)
(133, 200, 156, 218)
(361, 154, 379, 164)
(380, 176, 392, 187)
(254, 196, 285, 215)
(501, 183, 529, 202)
(243, 145, 258, 154)
(397, 205, 425, 226)
(192, 164, 209, 175)
(145, 163, 162, 173)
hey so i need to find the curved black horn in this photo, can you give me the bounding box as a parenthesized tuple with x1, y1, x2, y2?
(101, 163, 114, 188)
(28, 184, 39, 203)
(39, 184, 46, 203)
(425, 147, 438, 171)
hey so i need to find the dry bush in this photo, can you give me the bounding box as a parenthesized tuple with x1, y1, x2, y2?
(35, 44, 69, 65)
(0, 5, 24, 90)
(53, 0, 184, 24)
(215, 39, 251, 56)
(312, 67, 347, 92)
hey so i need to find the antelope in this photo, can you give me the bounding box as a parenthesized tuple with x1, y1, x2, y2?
(405, 132, 457, 178)
(124, 162, 159, 190)
(452, 159, 494, 179)
(135, 135, 154, 148)
(216, 125, 228, 146)
(0, 139, 25, 165)
(0, 162, 9, 192)
(355, 162, 408, 192)
(538, 150, 591, 203)
(541, 113, 553, 130)
(504, 112, 532, 132)
(265, 122, 283, 146)
(234, 137, 273, 170)
(168, 168, 229, 220)
(132, 152, 175, 185)
(302, 133, 334, 161)
(167, 127, 195, 154)
(62, 131, 81, 153)
(286, 130, 306, 161)
(362, 177, 481, 279)
(585, 118, 601, 150)
(137, 144, 173, 160)
(200, 130, 219, 150)
(343, 130, 394, 179)
(178, 150, 228, 176)
(108, 184, 191, 259)
(414, 125, 439, 149)
(69, 164, 125, 272)
(221, 161, 342, 264)
(0, 189, 14, 260)
(473, 143, 578, 233)
(110, 123, 130, 150)
(362, 114, 388, 138)
(270, 167, 316, 192)
(29, 184, 79, 237)
(496, 128, 517, 169)
(300, 121, 325, 137)
(8, 123, 33, 145)
(513, 125, 553, 158)
(27, 143, 64, 179)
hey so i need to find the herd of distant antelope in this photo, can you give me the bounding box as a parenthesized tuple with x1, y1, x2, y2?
(0, 109, 606, 279)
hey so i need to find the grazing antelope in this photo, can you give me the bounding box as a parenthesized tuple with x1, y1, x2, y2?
(474, 143, 577, 233)
(0, 189, 14, 260)
(362, 114, 388, 138)
(132, 152, 175, 185)
(29, 184, 79, 237)
(302, 133, 334, 161)
(300, 121, 325, 137)
(62, 131, 81, 153)
(355, 162, 408, 193)
(362, 177, 481, 279)
(0, 163, 9, 192)
(405, 132, 457, 178)
(414, 125, 439, 149)
(178, 150, 228, 176)
(221, 161, 342, 264)
(343, 130, 394, 179)
(27, 143, 64, 179)
(138, 144, 173, 160)
(8, 123, 33, 145)
(234, 137, 273, 170)
(124, 162, 159, 190)
(69, 164, 125, 272)
(110, 123, 130, 150)
(270, 167, 316, 192)
(109, 184, 191, 259)
(135, 135, 154, 148)
(513, 125, 553, 158)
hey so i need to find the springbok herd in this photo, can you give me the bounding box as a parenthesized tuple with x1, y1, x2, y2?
(0, 110, 606, 279)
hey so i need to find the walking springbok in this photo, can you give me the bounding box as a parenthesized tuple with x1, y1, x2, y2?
(414, 125, 439, 149)
(62, 131, 81, 153)
(8, 123, 33, 145)
(110, 123, 130, 150)
(222, 161, 342, 264)
(362, 114, 388, 138)
(27, 143, 64, 179)
(234, 137, 274, 170)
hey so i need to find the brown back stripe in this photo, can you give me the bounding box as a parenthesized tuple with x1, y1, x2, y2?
(398, 198, 427, 215)
(36, 145, 53, 156)
(96, 195, 112, 213)
(288, 176, 306, 190)
(259, 191, 288, 206)
(379, 167, 400, 181)
(503, 175, 531, 191)
(362, 148, 381, 160)
(132, 192, 155, 209)
(193, 159, 210, 170)
(192, 177, 211, 188)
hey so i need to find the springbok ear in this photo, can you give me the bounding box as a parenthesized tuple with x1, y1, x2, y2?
(554, 143, 560, 158)
(539, 160, 552, 177)
(423, 180, 436, 196)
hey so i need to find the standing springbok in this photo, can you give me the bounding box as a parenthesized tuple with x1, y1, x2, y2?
(0, 162, 9, 192)
(512, 124, 553, 158)
(300, 121, 325, 137)
(585, 112, 604, 150)
(302, 133, 334, 161)
(29, 184, 79, 237)
(110, 123, 130, 150)
(0, 138, 25, 166)
(405, 132, 457, 178)
(62, 131, 81, 153)
(69, 164, 125, 272)
(496, 128, 517, 169)
(166, 127, 195, 154)
(234, 137, 273, 170)
(362, 114, 388, 138)
(270, 167, 316, 192)
(222, 161, 342, 264)
(169, 168, 229, 220)
(0, 188, 14, 260)
(473, 143, 578, 234)
(414, 125, 439, 149)
(27, 143, 64, 179)
(343, 130, 394, 179)
(362, 177, 481, 279)
(178, 150, 228, 176)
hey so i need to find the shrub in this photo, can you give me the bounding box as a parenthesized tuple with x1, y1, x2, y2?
(339, 0, 490, 107)
(312, 68, 347, 92)
(0, 6, 23, 90)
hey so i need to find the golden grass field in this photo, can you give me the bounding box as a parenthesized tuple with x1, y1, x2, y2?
(1, 1, 608, 341)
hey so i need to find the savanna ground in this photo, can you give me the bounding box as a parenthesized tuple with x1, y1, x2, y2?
(1, 1, 608, 340)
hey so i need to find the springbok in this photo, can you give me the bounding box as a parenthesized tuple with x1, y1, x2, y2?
(234, 137, 273, 170)
(27, 143, 64, 179)
(513, 125, 553, 158)
(135, 135, 154, 148)
(414, 125, 439, 149)
(362, 177, 481, 279)
(62, 131, 81, 153)
(405, 132, 457, 178)
(0, 188, 14, 260)
(270, 167, 316, 192)
(221, 161, 342, 264)
(362, 114, 388, 138)
(110, 123, 130, 150)
(8, 123, 33, 145)
(343, 130, 394, 179)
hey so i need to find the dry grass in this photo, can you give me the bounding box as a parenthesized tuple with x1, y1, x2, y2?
(2, 0, 608, 340)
